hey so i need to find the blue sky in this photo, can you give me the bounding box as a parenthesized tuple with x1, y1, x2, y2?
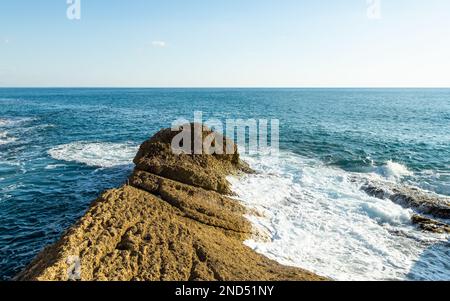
(1, 0, 449, 87)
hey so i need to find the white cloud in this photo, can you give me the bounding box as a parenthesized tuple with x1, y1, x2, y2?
(151, 41, 166, 48)
(4, 39, 9, 44)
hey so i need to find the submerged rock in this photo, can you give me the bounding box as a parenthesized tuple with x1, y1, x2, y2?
(361, 183, 450, 219)
(17, 125, 325, 281)
(361, 181, 450, 233)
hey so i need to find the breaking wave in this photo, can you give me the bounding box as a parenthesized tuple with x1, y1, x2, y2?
(0, 117, 34, 127)
(48, 142, 139, 168)
(375, 160, 414, 180)
(229, 152, 449, 281)
(0, 131, 17, 145)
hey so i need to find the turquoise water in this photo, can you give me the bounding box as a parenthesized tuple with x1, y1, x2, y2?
(0, 88, 449, 280)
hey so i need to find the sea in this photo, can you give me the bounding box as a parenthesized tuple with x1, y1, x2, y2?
(0, 88, 449, 280)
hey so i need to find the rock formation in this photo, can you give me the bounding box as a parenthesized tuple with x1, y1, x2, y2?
(361, 182, 450, 234)
(17, 125, 325, 281)
(411, 215, 450, 234)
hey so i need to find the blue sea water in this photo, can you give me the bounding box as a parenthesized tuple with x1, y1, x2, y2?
(0, 88, 449, 280)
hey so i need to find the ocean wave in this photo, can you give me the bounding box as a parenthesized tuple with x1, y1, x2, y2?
(361, 180, 450, 220)
(0, 117, 51, 146)
(48, 142, 139, 168)
(0, 119, 12, 127)
(229, 152, 449, 281)
(374, 160, 414, 180)
(0, 117, 34, 127)
(44, 164, 67, 170)
(0, 131, 17, 145)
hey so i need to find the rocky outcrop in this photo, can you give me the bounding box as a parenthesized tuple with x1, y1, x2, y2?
(133, 124, 253, 195)
(17, 125, 325, 281)
(411, 215, 450, 234)
(361, 182, 450, 234)
(361, 183, 450, 219)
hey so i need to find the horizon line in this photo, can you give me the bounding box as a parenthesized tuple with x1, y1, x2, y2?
(1, 86, 450, 89)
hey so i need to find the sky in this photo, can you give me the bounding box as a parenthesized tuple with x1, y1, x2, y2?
(0, 0, 450, 87)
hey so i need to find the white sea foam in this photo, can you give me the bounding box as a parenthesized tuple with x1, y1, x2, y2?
(48, 142, 139, 168)
(0, 117, 34, 127)
(44, 164, 67, 170)
(0, 117, 37, 145)
(0, 119, 12, 127)
(375, 160, 414, 180)
(0, 131, 17, 145)
(229, 152, 449, 281)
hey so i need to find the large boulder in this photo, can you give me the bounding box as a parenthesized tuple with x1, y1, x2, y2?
(133, 124, 252, 194)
